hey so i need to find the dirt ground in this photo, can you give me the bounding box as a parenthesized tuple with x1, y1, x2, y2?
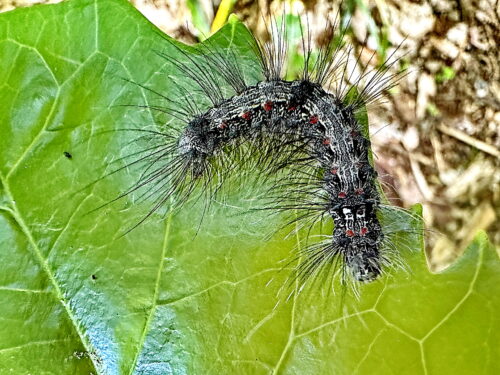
(2, 0, 499, 270)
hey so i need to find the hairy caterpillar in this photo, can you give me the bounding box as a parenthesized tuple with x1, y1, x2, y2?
(104, 10, 419, 290)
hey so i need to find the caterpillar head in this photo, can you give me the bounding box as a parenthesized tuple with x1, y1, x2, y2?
(333, 204, 383, 282)
(344, 242, 381, 282)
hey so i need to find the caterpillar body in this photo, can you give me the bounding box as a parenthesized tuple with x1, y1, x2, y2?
(112, 12, 416, 290)
(178, 79, 383, 282)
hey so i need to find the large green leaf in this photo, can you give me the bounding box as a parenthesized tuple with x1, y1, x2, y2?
(0, 0, 498, 374)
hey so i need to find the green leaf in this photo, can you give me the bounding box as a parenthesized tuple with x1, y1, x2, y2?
(186, 0, 211, 38)
(0, 0, 499, 374)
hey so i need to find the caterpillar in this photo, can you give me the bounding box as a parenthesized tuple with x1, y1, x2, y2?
(105, 9, 419, 291)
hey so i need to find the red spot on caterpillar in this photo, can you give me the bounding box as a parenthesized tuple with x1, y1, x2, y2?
(351, 130, 359, 137)
(309, 115, 319, 124)
(355, 188, 364, 195)
(241, 111, 251, 120)
(360, 227, 368, 236)
(338, 192, 346, 198)
(346, 229, 355, 237)
(287, 106, 296, 112)
(323, 138, 330, 145)
(218, 122, 228, 130)
(331, 168, 338, 175)
(263, 101, 273, 111)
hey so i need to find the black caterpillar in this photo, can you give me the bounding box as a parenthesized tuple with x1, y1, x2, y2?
(108, 11, 413, 289)
(179, 78, 385, 281)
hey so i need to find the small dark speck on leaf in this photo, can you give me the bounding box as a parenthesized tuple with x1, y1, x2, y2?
(73, 351, 88, 359)
(91, 274, 97, 280)
(63, 151, 72, 159)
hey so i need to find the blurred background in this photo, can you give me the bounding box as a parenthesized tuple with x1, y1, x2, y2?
(1, 0, 499, 269)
